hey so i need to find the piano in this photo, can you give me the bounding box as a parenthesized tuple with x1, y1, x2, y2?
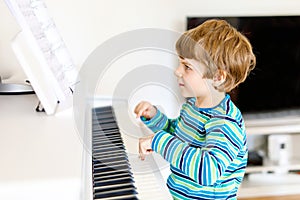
(80, 100, 172, 200)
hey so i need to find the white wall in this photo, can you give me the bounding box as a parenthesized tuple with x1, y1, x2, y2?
(43, 0, 300, 69)
(1, 0, 300, 84)
(0, 0, 23, 82)
(1, 0, 300, 152)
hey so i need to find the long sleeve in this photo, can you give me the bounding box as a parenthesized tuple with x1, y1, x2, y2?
(141, 108, 178, 134)
(142, 96, 248, 199)
(150, 117, 245, 186)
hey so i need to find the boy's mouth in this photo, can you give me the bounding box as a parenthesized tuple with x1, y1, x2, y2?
(179, 83, 185, 87)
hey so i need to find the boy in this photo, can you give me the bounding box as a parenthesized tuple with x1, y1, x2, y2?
(134, 19, 256, 199)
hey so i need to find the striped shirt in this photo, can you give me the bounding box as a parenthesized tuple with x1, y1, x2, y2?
(141, 94, 248, 200)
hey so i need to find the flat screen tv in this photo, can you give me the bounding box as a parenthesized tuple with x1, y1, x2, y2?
(187, 16, 300, 118)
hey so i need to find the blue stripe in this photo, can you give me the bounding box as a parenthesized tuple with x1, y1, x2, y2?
(222, 130, 240, 150)
(171, 167, 195, 182)
(226, 98, 231, 114)
(198, 150, 205, 184)
(145, 95, 247, 199)
(179, 146, 189, 169)
(225, 166, 246, 173)
(227, 193, 237, 199)
(163, 137, 176, 158)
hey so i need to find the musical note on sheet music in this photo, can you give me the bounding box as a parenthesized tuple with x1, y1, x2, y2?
(8, 0, 78, 95)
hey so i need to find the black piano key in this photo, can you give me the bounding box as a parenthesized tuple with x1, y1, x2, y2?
(93, 140, 122, 146)
(93, 137, 122, 143)
(93, 171, 133, 181)
(93, 117, 115, 122)
(93, 148, 125, 154)
(93, 163, 131, 171)
(92, 146, 125, 154)
(93, 163, 130, 174)
(94, 182, 136, 193)
(93, 145, 125, 151)
(94, 118, 117, 124)
(91, 106, 137, 200)
(94, 106, 112, 111)
(93, 123, 118, 129)
(93, 141, 125, 149)
(93, 141, 124, 148)
(93, 178, 138, 200)
(93, 165, 132, 176)
(92, 128, 120, 134)
(93, 160, 130, 169)
(93, 138, 122, 145)
(93, 118, 116, 124)
(93, 167, 132, 176)
(93, 115, 115, 120)
(93, 151, 127, 160)
(92, 168, 132, 177)
(92, 130, 121, 137)
(92, 135, 122, 142)
(92, 154, 127, 160)
(93, 138, 123, 145)
(93, 140, 124, 146)
(94, 188, 137, 199)
(93, 127, 119, 132)
(93, 159, 129, 166)
(92, 135, 121, 141)
(92, 150, 122, 156)
(92, 142, 125, 148)
(116, 197, 138, 200)
(94, 196, 138, 200)
(93, 155, 128, 163)
(92, 162, 131, 173)
(93, 123, 119, 129)
(92, 137, 122, 143)
(93, 123, 118, 128)
(94, 156, 129, 162)
(94, 176, 134, 187)
(93, 144, 125, 151)
(93, 116, 115, 121)
(92, 151, 125, 158)
(94, 182, 134, 192)
(92, 127, 119, 132)
(93, 112, 115, 118)
(93, 110, 114, 116)
(95, 174, 134, 183)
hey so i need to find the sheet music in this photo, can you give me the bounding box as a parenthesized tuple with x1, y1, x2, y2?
(5, 0, 78, 97)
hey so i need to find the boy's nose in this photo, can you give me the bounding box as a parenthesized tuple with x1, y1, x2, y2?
(174, 66, 183, 78)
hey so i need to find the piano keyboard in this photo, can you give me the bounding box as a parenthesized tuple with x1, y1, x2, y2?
(92, 106, 137, 200)
(87, 105, 172, 200)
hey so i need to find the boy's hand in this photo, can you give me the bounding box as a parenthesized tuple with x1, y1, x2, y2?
(138, 134, 155, 160)
(134, 101, 157, 119)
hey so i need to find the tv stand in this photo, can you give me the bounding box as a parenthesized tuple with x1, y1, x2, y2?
(238, 120, 300, 198)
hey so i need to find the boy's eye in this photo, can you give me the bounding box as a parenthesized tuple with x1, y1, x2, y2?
(184, 65, 192, 70)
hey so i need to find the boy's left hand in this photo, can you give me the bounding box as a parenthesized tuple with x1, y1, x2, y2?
(138, 134, 155, 160)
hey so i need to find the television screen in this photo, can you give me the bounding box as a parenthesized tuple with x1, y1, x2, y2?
(187, 16, 300, 116)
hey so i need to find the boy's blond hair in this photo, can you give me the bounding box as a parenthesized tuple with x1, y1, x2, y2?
(176, 19, 256, 92)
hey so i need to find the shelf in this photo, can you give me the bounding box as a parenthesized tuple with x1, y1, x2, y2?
(245, 117, 300, 135)
(240, 117, 300, 198)
(246, 158, 300, 174)
(238, 173, 300, 198)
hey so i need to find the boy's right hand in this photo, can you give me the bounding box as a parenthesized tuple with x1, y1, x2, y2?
(134, 101, 157, 120)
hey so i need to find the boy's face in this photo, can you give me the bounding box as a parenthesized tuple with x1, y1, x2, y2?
(175, 57, 212, 99)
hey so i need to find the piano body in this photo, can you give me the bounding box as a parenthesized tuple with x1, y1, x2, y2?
(80, 98, 172, 200)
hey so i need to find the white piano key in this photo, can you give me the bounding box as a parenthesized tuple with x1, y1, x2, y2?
(81, 105, 172, 200)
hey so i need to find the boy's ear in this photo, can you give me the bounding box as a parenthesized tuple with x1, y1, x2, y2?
(212, 70, 226, 87)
